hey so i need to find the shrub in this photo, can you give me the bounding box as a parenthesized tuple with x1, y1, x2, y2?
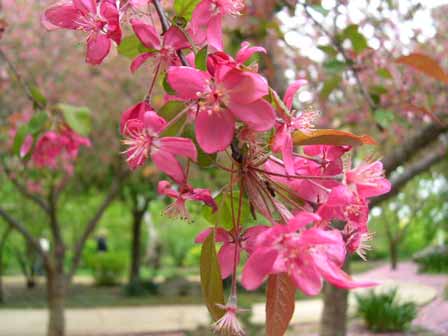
(87, 252, 127, 286)
(356, 288, 417, 332)
(414, 245, 448, 274)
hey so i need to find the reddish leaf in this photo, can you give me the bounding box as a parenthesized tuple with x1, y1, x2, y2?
(292, 129, 376, 146)
(200, 232, 225, 321)
(266, 273, 296, 336)
(395, 53, 448, 84)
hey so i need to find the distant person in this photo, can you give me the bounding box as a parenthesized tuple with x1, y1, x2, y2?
(96, 229, 108, 252)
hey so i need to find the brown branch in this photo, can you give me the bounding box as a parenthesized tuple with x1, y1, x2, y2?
(151, 0, 188, 66)
(0, 49, 44, 109)
(0, 206, 49, 263)
(48, 184, 64, 246)
(67, 172, 129, 281)
(371, 143, 447, 208)
(382, 123, 448, 176)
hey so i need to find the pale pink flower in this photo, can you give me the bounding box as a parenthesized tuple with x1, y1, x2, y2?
(212, 303, 245, 336)
(42, 0, 122, 64)
(346, 160, 391, 198)
(158, 180, 217, 218)
(195, 225, 268, 278)
(121, 102, 197, 183)
(241, 212, 376, 294)
(190, 0, 244, 51)
(130, 19, 190, 73)
(167, 64, 275, 153)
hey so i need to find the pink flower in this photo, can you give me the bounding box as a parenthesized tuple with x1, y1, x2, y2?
(241, 212, 375, 294)
(190, 0, 244, 51)
(167, 65, 275, 153)
(42, 0, 122, 64)
(212, 303, 245, 336)
(207, 41, 266, 73)
(346, 160, 391, 198)
(195, 225, 268, 279)
(130, 19, 190, 73)
(158, 180, 217, 218)
(121, 102, 197, 183)
(31, 127, 91, 174)
(317, 185, 369, 229)
(272, 79, 317, 175)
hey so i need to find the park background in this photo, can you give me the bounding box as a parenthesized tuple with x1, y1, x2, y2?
(0, 0, 447, 335)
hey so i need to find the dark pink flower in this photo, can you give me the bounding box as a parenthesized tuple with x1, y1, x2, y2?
(130, 19, 190, 73)
(31, 127, 91, 174)
(158, 180, 217, 218)
(195, 225, 268, 279)
(121, 103, 197, 183)
(42, 0, 122, 64)
(167, 64, 275, 153)
(241, 212, 376, 294)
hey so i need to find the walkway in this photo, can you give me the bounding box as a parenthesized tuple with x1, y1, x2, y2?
(0, 262, 446, 335)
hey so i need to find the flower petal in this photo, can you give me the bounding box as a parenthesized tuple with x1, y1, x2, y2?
(86, 32, 111, 65)
(42, 4, 83, 30)
(73, 0, 96, 15)
(207, 14, 223, 51)
(196, 108, 234, 153)
(151, 150, 185, 183)
(218, 243, 239, 279)
(235, 41, 266, 64)
(241, 247, 278, 290)
(131, 19, 161, 49)
(228, 98, 275, 131)
(159, 137, 197, 161)
(167, 66, 210, 100)
(164, 26, 190, 50)
(221, 69, 269, 104)
(283, 79, 306, 110)
(130, 52, 158, 73)
(120, 101, 152, 133)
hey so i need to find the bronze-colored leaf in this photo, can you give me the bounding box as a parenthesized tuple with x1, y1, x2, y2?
(200, 232, 225, 321)
(292, 129, 376, 146)
(266, 273, 296, 336)
(396, 53, 448, 84)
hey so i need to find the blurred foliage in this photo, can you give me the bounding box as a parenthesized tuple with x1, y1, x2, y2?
(356, 288, 417, 332)
(414, 245, 448, 274)
(86, 252, 128, 286)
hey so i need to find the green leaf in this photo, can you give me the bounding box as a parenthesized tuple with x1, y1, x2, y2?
(374, 109, 395, 128)
(323, 59, 347, 74)
(12, 124, 29, 156)
(159, 101, 187, 137)
(369, 85, 387, 96)
(29, 85, 47, 108)
(320, 75, 341, 99)
(162, 74, 176, 95)
(59, 104, 92, 136)
(341, 24, 368, 53)
(174, 0, 201, 20)
(200, 233, 225, 321)
(377, 68, 393, 79)
(202, 191, 251, 230)
(195, 46, 208, 71)
(317, 45, 338, 57)
(28, 111, 48, 134)
(310, 5, 329, 16)
(117, 35, 154, 59)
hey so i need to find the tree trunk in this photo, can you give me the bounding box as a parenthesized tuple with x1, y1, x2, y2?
(129, 209, 144, 291)
(46, 242, 66, 336)
(46, 266, 66, 336)
(0, 226, 12, 303)
(319, 260, 351, 336)
(389, 241, 398, 270)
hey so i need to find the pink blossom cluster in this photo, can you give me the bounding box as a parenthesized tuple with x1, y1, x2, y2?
(41, 0, 391, 334)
